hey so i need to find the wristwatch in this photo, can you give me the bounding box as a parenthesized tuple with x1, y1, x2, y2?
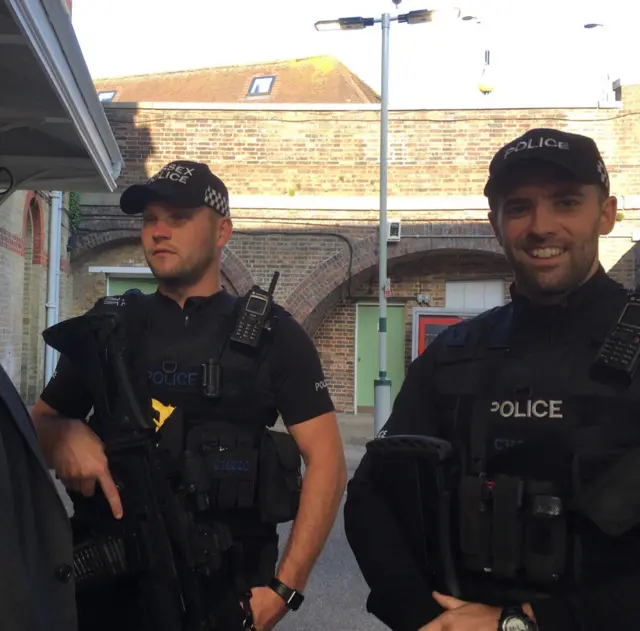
(499, 605, 538, 631)
(267, 577, 305, 611)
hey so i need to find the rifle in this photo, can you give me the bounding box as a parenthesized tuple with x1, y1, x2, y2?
(43, 311, 237, 630)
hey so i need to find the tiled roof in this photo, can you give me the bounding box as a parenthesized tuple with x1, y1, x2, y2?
(94, 55, 380, 104)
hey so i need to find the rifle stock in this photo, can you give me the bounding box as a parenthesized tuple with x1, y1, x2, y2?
(71, 432, 187, 629)
(365, 435, 462, 599)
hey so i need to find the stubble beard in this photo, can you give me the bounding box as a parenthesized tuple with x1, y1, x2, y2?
(146, 248, 216, 290)
(507, 228, 600, 303)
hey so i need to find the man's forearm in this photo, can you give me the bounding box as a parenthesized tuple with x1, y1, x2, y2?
(30, 404, 74, 468)
(275, 455, 347, 591)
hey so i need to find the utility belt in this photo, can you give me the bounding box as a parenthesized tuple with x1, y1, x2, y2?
(458, 474, 567, 586)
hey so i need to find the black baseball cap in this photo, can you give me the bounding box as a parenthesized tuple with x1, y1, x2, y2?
(483, 128, 610, 199)
(120, 160, 230, 217)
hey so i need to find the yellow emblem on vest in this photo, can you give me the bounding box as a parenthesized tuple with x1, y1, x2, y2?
(151, 398, 176, 432)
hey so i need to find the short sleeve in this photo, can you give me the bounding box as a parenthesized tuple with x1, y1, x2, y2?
(38, 299, 108, 419)
(39, 353, 94, 419)
(268, 311, 335, 426)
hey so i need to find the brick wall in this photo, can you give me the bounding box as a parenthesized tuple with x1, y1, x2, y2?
(72, 241, 144, 315)
(0, 191, 74, 401)
(313, 302, 356, 412)
(228, 231, 366, 304)
(70, 84, 640, 413)
(0, 192, 30, 383)
(314, 251, 513, 412)
(103, 86, 640, 199)
(71, 240, 236, 316)
(80, 90, 640, 317)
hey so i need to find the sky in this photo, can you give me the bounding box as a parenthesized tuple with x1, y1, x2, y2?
(70, 0, 640, 108)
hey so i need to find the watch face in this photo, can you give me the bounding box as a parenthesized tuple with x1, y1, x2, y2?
(503, 616, 530, 631)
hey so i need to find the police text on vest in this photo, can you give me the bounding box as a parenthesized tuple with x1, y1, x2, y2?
(490, 399, 563, 419)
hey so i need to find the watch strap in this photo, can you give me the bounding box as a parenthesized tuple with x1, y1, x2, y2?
(267, 577, 304, 611)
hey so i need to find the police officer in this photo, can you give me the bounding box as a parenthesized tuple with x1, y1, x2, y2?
(31, 161, 347, 630)
(344, 129, 640, 631)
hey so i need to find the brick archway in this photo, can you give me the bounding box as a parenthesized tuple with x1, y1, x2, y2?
(72, 229, 254, 297)
(22, 192, 45, 264)
(20, 193, 46, 402)
(285, 226, 504, 332)
(221, 247, 254, 295)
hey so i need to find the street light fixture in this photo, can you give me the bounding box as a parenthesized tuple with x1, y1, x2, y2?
(315, 17, 375, 31)
(460, 15, 494, 95)
(478, 50, 495, 95)
(399, 7, 462, 24)
(315, 5, 461, 435)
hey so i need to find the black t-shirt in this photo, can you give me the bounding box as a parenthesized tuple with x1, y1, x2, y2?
(41, 290, 334, 430)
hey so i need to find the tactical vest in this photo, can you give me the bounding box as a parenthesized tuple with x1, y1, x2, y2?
(429, 299, 640, 602)
(45, 290, 302, 530)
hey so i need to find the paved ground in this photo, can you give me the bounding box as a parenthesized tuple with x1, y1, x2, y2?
(276, 440, 387, 631)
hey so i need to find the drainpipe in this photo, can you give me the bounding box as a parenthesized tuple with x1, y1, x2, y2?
(44, 190, 63, 386)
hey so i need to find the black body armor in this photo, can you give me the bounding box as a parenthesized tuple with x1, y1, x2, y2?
(43, 287, 302, 630)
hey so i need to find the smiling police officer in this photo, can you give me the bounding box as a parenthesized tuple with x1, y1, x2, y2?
(344, 129, 640, 631)
(30, 161, 347, 631)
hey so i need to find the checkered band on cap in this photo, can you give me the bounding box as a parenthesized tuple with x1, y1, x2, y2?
(204, 185, 230, 217)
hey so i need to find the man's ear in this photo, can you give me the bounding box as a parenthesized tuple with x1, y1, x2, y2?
(599, 195, 617, 236)
(217, 216, 233, 247)
(488, 210, 503, 246)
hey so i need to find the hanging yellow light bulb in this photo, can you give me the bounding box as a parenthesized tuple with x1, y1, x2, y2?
(478, 50, 495, 95)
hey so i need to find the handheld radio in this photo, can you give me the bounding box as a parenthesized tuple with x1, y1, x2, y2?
(230, 272, 280, 348)
(593, 293, 640, 382)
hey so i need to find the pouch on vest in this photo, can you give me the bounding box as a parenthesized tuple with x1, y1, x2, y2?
(258, 429, 302, 524)
(491, 474, 524, 579)
(459, 476, 492, 573)
(459, 385, 494, 574)
(523, 480, 566, 583)
(183, 422, 260, 513)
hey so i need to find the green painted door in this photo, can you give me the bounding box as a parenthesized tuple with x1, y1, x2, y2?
(356, 304, 405, 413)
(107, 276, 158, 296)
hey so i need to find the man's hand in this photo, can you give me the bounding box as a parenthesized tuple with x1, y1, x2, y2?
(248, 586, 288, 631)
(50, 418, 123, 519)
(419, 592, 501, 631)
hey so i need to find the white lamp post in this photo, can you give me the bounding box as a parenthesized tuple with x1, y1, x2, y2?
(315, 4, 461, 435)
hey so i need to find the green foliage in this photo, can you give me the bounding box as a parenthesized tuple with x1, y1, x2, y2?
(68, 191, 81, 231)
